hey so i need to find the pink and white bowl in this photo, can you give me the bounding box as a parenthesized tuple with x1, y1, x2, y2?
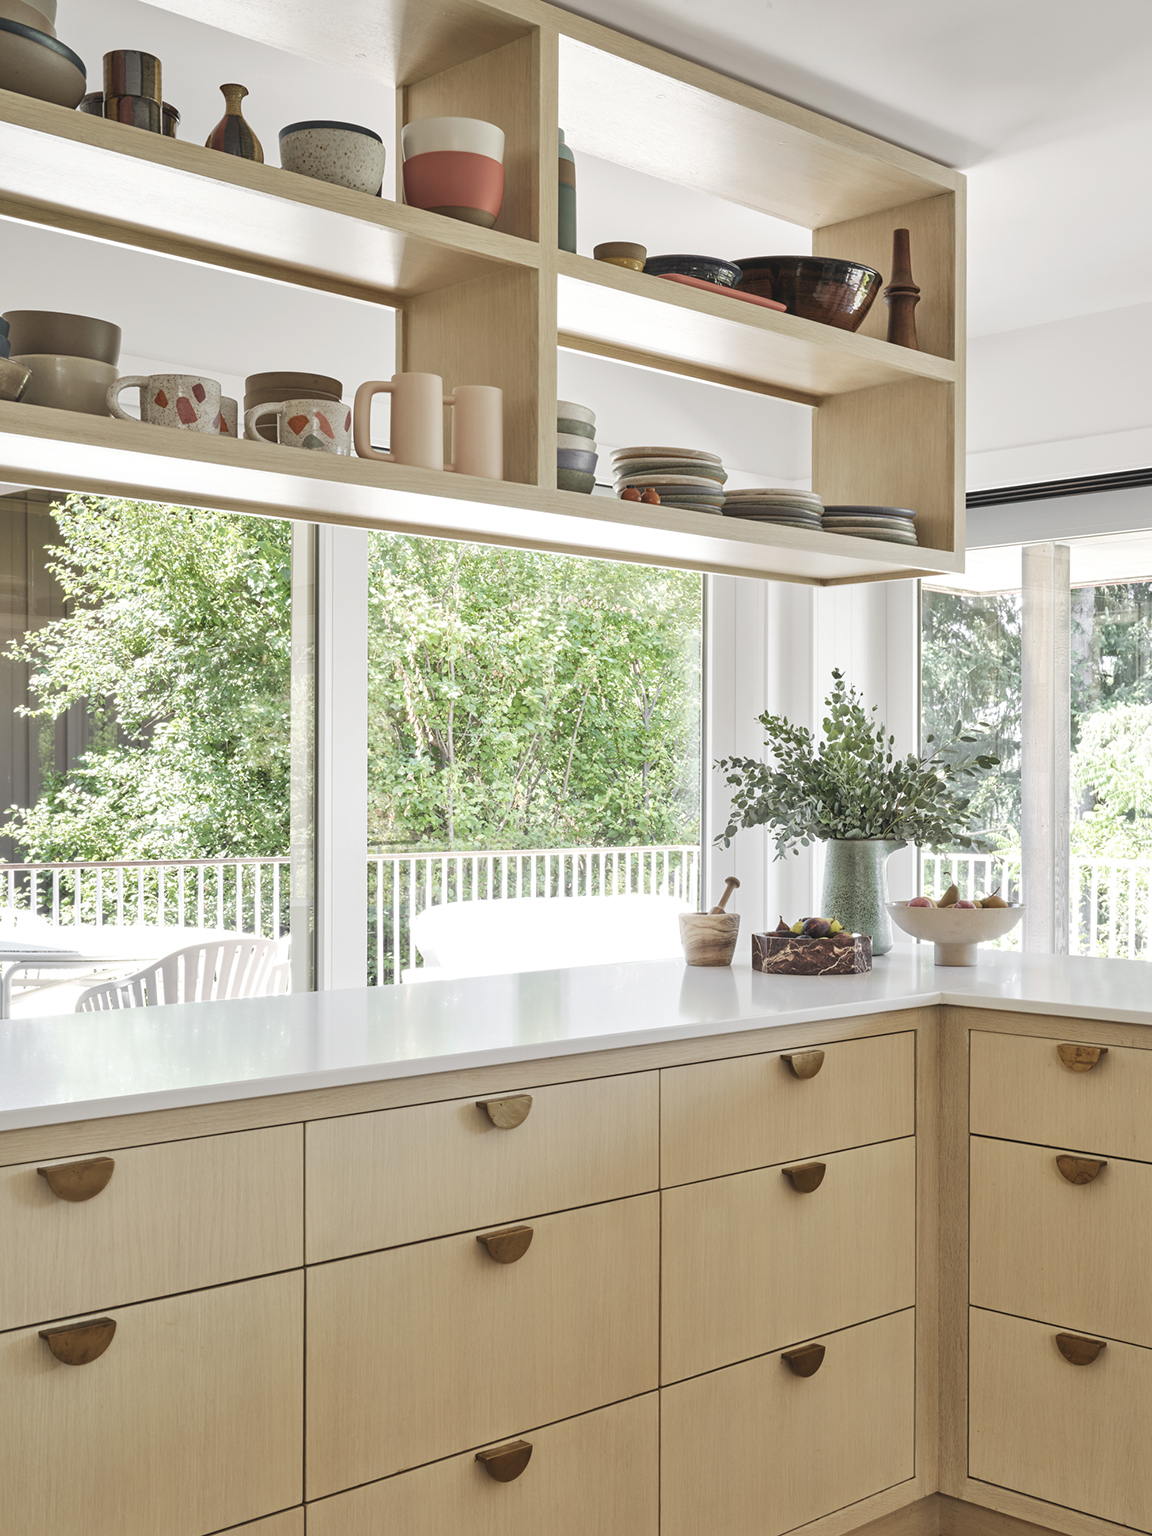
(401, 116, 504, 228)
(887, 901, 1024, 966)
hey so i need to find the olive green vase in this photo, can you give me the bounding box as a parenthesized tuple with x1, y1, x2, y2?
(820, 838, 906, 956)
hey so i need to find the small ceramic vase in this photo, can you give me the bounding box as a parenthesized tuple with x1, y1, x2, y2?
(558, 127, 576, 252)
(820, 838, 906, 956)
(205, 83, 263, 162)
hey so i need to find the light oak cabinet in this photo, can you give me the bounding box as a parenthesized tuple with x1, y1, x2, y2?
(306, 1393, 658, 1536)
(660, 1032, 914, 1187)
(971, 1134, 1152, 1348)
(662, 1308, 916, 1536)
(305, 1070, 658, 1259)
(0, 1124, 302, 1330)
(0, 1272, 303, 1536)
(662, 1136, 915, 1382)
(970, 1307, 1152, 1531)
(305, 1193, 660, 1495)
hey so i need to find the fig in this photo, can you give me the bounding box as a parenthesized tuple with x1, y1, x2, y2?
(938, 883, 960, 907)
(953, 899, 978, 909)
(907, 896, 935, 908)
(803, 917, 831, 937)
(774, 916, 792, 934)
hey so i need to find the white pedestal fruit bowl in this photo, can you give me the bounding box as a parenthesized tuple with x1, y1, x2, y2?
(887, 902, 1024, 966)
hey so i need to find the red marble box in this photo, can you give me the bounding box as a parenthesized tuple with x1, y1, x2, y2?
(751, 930, 872, 975)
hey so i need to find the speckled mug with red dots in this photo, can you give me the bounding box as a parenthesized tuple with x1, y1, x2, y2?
(243, 397, 351, 454)
(107, 373, 223, 432)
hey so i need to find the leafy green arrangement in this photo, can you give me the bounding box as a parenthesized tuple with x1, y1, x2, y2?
(718, 669, 999, 859)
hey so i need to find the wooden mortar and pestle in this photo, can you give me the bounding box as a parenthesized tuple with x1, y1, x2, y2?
(679, 877, 741, 966)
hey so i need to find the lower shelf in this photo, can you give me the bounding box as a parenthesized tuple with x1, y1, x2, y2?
(0, 402, 963, 584)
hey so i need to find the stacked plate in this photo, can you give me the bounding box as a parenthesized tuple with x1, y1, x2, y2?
(823, 505, 919, 545)
(557, 399, 597, 492)
(612, 446, 726, 513)
(722, 487, 824, 530)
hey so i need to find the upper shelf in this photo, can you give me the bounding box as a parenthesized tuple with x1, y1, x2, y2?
(0, 90, 539, 305)
(0, 401, 963, 586)
(556, 253, 955, 405)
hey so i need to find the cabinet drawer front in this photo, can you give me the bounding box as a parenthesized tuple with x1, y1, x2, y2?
(0, 1271, 303, 1536)
(970, 1307, 1152, 1529)
(971, 1029, 1152, 1160)
(972, 1136, 1152, 1348)
(307, 1392, 657, 1536)
(663, 1137, 915, 1382)
(0, 1125, 302, 1330)
(306, 1071, 658, 1259)
(661, 1032, 914, 1186)
(662, 1308, 915, 1536)
(306, 1193, 659, 1495)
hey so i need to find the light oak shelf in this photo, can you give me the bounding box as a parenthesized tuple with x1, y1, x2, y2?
(0, 402, 962, 584)
(0, 90, 539, 304)
(557, 253, 955, 405)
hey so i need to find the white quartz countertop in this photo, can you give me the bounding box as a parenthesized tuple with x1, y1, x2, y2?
(1, 946, 1150, 1132)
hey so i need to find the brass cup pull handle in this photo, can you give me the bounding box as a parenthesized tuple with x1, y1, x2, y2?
(1057, 1043, 1108, 1073)
(1056, 1333, 1106, 1366)
(782, 1342, 826, 1377)
(477, 1094, 533, 1129)
(783, 1162, 826, 1193)
(477, 1225, 533, 1264)
(39, 1317, 117, 1365)
(1057, 1154, 1107, 1184)
(37, 1156, 115, 1202)
(782, 1050, 824, 1080)
(476, 1439, 533, 1482)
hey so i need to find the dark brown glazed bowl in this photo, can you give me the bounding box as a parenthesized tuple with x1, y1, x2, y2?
(733, 255, 883, 331)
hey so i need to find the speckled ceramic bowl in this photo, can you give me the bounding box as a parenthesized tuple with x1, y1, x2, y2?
(0, 17, 85, 107)
(279, 120, 386, 196)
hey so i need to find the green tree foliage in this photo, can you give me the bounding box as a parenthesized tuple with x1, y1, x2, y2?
(1071, 702, 1152, 856)
(366, 534, 700, 850)
(3, 498, 701, 861)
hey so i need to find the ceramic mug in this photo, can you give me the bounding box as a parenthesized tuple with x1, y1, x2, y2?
(354, 372, 446, 470)
(448, 384, 503, 480)
(108, 373, 222, 431)
(244, 397, 351, 453)
(220, 396, 238, 437)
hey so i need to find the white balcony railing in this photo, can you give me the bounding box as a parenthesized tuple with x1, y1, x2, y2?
(2, 845, 701, 987)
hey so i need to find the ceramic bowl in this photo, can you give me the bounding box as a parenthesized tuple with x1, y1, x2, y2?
(162, 101, 179, 137)
(402, 150, 503, 228)
(557, 417, 594, 440)
(279, 120, 386, 197)
(0, 336, 9, 358)
(0, 317, 9, 338)
(13, 353, 116, 414)
(3, 310, 120, 365)
(734, 255, 883, 331)
(556, 399, 594, 425)
(78, 90, 103, 115)
(557, 467, 596, 493)
(401, 116, 504, 162)
(0, 18, 85, 107)
(557, 431, 597, 452)
(887, 901, 1024, 966)
(0, 356, 32, 401)
(245, 371, 342, 401)
(557, 447, 598, 473)
(0, 0, 56, 37)
(643, 254, 742, 288)
(594, 241, 646, 271)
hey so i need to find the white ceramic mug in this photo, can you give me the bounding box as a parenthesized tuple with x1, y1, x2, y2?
(354, 372, 446, 470)
(220, 396, 238, 437)
(108, 373, 221, 432)
(448, 384, 503, 480)
(244, 397, 351, 453)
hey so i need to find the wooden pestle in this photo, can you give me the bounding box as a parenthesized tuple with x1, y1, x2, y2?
(884, 228, 921, 350)
(710, 876, 741, 913)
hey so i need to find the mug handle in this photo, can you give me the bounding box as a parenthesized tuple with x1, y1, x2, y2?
(106, 376, 148, 421)
(353, 381, 396, 461)
(244, 404, 279, 441)
(444, 391, 457, 472)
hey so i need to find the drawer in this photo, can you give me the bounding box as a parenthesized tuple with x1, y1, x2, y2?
(970, 1307, 1152, 1530)
(662, 1308, 915, 1536)
(307, 1393, 658, 1536)
(971, 1029, 1152, 1161)
(0, 1271, 302, 1536)
(232, 1516, 302, 1535)
(972, 1135, 1152, 1348)
(662, 1137, 915, 1382)
(0, 1124, 302, 1330)
(306, 1192, 659, 1495)
(306, 1071, 658, 1259)
(661, 1031, 914, 1186)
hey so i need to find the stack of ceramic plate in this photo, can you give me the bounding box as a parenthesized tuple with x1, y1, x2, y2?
(823, 505, 919, 544)
(557, 399, 597, 492)
(721, 488, 824, 529)
(611, 446, 726, 513)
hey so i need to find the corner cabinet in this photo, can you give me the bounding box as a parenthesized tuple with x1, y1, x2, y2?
(0, 0, 965, 585)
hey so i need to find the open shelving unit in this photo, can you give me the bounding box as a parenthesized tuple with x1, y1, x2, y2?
(0, 0, 966, 584)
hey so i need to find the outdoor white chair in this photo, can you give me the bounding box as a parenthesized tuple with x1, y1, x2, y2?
(76, 936, 278, 1011)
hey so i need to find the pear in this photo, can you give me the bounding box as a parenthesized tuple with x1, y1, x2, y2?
(980, 887, 1009, 908)
(829, 919, 844, 934)
(938, 883, 960, 908)
(790, 920, 804, 934)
